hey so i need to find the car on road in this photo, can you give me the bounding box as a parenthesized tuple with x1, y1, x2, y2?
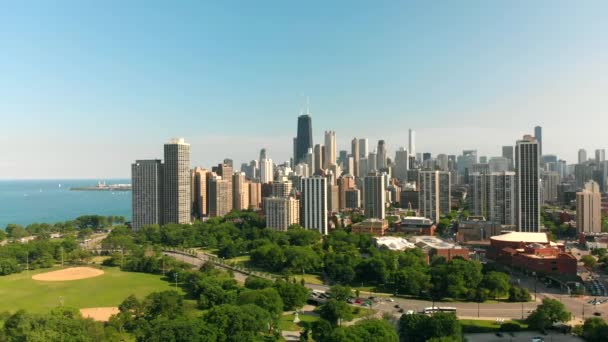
(531, 337, 544, 342)
(398, 308, 404, 313)
(387, 298, 395, 302)
(394, 304, 400, 308)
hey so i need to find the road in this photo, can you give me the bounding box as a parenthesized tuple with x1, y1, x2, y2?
(164, 250, 539, 320)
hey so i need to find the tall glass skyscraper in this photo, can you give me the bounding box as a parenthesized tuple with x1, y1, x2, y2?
(295, 114, 313, 165)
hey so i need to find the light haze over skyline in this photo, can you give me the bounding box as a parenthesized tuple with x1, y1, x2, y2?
(1, 1, 607, 179)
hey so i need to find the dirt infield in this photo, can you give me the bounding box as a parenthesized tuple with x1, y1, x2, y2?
(32, 267, 105, 281)
(80, 307, 119, 321)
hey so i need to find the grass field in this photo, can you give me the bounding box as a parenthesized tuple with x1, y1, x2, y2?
(0, 266, 182, 314)
(292, 274, 324, 285)
(278, 312, 319, 331)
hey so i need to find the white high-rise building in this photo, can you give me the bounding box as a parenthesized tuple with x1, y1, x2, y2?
(516, 135, 540, 232)
(363, 173, 386, 219)
(301, 176, 328, 235)
(541, 171, 559, 204)
(163, 138, 191, 225)
(260, 158, 273, 183)
(131, 159, 163, 230)
(469, 171, 516, 225)
(418, 171, 451, 222)
(324, 131, 337, 168)
(577, 181, 602, 233)
(408, 129, 416, 156)
(265, 197, 299, 231)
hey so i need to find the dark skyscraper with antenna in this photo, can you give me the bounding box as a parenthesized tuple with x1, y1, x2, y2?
(295, 114, 313, 165)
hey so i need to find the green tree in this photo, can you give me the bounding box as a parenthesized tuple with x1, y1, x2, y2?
(143, 291, 184, 320)
(582, 317, 608, 342)
(328, 285, 353, 301)
(284, 246, 322, 274)
(325, 319, 399, 342)
(481, 271, 510, 299)
(581, 255, 597, 268)
(394, 268, 431, 297)
(399, 312, 461, 342)
(204, 304, 272, 342)
(237, 288, 284, 321)
(508, 286, 531, 302)
(274, 280, 309, 310)
(527, 298, 571, 331)
(324, 252, 357, 284)
(244, 277, 274, 290)
(318, 299, 354, 327)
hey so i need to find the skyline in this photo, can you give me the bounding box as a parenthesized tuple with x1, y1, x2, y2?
(2, 1, 608, 179)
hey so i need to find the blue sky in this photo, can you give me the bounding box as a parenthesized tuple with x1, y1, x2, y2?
(1, 1, 607, 178)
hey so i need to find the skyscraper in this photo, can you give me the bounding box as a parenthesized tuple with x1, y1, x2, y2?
(502, 146, 514, 170)
(131, 159, 163, 230)
(541, 171, 559, 204)
(232, 172, 250, 210)
(577, 181, 602, 233)
(436, 154, 448, 172)
(368, 152, 377, 172)
(394, 148, 409, 181)
(534, 126, 542, 157)
(469, 171, 516, 225)
(260, 158, 273, 183)
(595, 149, 606, 163)
(364, 173, 386, 219)
(338, 175, 356, 210)
(191, 167, 209, 219)
(324, 131, 336, 168)
(163, 138, 191, 225)
(295, 114, 313, 164)
(515, 135, 540, 232)
(358, 138, 369, 159)
(418, 171, 451, 222)
(209, 174, 231, 217)
(578, 149, 588, 164)
(408, 129, 416, 156)
(313, 144, 324, 173)
(214, 163, 233, 213)
(301, 176, 328, 235)
(351, 138, 360, 177)
(376, 140, 387, 169)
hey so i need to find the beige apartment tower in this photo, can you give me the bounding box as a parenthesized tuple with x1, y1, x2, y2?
(232, 172, 250, 211)
(577, 181, 602, 233)
(265, 197, 300, 231)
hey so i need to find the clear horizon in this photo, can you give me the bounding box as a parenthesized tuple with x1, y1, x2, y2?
(2, 1, 607, 179)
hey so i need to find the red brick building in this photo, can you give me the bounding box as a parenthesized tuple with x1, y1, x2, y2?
(488, 232, 577, 276)
(429, 247, 470, 261)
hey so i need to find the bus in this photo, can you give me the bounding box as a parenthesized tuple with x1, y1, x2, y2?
(422, 306, 457, 314)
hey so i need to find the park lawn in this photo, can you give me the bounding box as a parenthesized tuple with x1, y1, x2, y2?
(278, 312, 319, 331)
(225, 255, 250, 266)
(0, 266, 182, 314)
(460, 319, 529, 333)
(292, 274, 324, 285)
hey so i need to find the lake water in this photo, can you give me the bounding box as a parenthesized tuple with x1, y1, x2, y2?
(0, 179, 131, 228)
